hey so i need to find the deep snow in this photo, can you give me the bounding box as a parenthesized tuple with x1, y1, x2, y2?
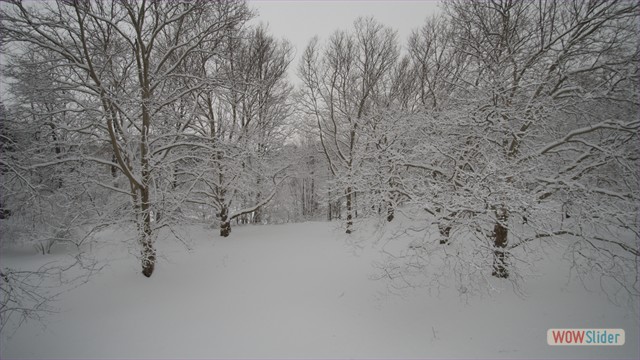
(1, 221, 638, 359)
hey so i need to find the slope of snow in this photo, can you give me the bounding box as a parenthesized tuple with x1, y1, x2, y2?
(1, 221, 638, 359)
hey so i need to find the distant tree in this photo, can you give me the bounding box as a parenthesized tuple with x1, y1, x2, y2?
(298, 17, 399, 233)
(188, 24, 294, 237)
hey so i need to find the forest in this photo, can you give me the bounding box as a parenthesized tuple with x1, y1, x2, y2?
(0, 0, 638, 352)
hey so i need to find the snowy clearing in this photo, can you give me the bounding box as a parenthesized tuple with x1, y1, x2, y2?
(1, 1, 638, 358)
(1, 221, 637, 359)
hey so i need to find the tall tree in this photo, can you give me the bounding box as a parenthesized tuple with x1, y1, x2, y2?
(1, 0, 252, 277)
(380, 0, 639, 299)
(298, 17, 399, 233)
(186, 24, 293, 237)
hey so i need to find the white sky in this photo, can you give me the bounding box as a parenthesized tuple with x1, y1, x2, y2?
(0, 1, 443, 99)
(248, 0, 443, 79)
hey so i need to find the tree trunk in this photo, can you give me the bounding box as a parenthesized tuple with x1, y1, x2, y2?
(491, 208, 509, 278)
(345, 187, 353, 234)
(111, 153, 118, 178)
(254, 207, 261, 224)
(302, 179, 306, 217)
(219, 205, 231, 237)
(354, 192, 358, 218)
(310, 176, 316, 214)
(438, 212, 457, 244)
(327, 187, 333, 221)
(0, 198, 10, 219)
(140, 187, 156, 278)
(386, 201, 395, 222)
(139, 94, 155, 277)
(438, 223, 451, 244)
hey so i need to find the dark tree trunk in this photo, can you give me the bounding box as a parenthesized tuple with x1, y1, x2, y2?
(141, 235, 155, 278)
(438, 223, 451, 244)
(172, 166, 178, 190)
(386, 201, 395, 222)
(219, 206, 231, 237)
(491, 208, 509, 278)
(438, 212, 457, 244)
(111, 153, 118, 178)
(302, 179, 306, 217)
(221, 221, 231, 236)
(345, 187, 353, 234)
(0, 198, 10, 219)
(140, 187, 156, 278)
(310, 176, 316, 214)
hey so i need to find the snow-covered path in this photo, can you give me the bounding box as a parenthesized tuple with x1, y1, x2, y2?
(1, 221, 638, 358)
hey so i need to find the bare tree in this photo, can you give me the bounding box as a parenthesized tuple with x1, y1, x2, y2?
(183, 23, 294, 237)
(407, 15, 469, 111)
(298, 17, 399, 233)
(1, 0, 252, 277)
(377, 0, 639, 300)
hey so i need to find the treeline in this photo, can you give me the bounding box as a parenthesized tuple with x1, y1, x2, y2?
(1, 1, 638, 304)
(296, 0, 639, 296)
(0, 1, 300, 277)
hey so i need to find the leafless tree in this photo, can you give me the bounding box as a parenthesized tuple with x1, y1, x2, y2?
(379, 0, 639, 300)
(1, 0, 253, 277)
(298, 17, 399, 233)
(187, 24, 294, 236)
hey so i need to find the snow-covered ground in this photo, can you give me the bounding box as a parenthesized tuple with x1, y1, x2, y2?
(1, 221, 638, 359)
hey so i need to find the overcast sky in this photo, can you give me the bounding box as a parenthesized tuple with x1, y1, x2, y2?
(0, 1, 443, 98)
(248, 0, 443, 79)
